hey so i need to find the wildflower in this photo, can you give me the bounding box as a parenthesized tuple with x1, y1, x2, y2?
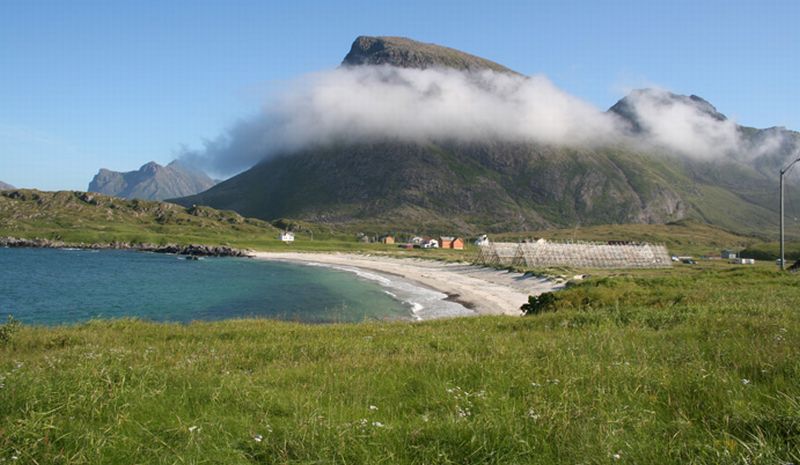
(188, 425, 199, 433)
(531, 382, 542, 388)
(372, 421, 384, 428)
(527, 408, 540, 420)
(369, 405, 378, 411)
(612, 452, 622, 460)
(253, 434, 263, 442)
(741, 379, 751, 385)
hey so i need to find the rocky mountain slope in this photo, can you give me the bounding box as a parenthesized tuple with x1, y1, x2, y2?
(0, 181, 15, 190)
(174, 36, 799, 236)
(89, 160, 216, 201)
(342, 36, 517, 74)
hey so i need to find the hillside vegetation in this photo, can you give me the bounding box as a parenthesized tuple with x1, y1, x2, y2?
(4, 189, 799, 259)
(0, 190, 279, 247)
(1, 264, 798, 464)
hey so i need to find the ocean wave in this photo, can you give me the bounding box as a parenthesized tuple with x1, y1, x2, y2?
(301, 261, 474, 320)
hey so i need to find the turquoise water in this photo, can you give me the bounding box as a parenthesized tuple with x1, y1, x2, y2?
(0, 248, 414, 325)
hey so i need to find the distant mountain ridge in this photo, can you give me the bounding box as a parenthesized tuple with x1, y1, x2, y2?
(89, 160, 216, 201)
(175, 36, 800, 236)
(0, 181, 14, 190)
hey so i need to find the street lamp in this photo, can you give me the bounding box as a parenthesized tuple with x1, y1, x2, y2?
(780, 156, 800, 270)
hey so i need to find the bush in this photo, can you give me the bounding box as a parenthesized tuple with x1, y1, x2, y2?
(521, 292, 559, 316)
(0, 315, 20, 345)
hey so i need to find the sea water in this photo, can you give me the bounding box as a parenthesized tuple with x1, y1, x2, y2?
(0, 248, 470, 326)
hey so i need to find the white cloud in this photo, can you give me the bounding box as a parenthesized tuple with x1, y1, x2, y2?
(181, 65, 789, 175)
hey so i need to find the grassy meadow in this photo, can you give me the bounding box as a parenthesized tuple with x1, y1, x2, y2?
(2, 189, 800, 463)
(2, 263, 799, 464)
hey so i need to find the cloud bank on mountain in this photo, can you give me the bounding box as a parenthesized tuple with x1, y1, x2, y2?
(182, 65, 770, 176)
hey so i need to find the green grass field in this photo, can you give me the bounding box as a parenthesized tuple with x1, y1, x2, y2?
(2, 264, 799, 464)
(3, 190, 800, 463)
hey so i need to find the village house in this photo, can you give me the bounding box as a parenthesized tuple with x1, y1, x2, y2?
(474, 234, 490, 246)
(440, 236, 465, 250)
(279, 231, 295, 243)
(410, 236, 424, 246)
(379, 235, 395, 245)
(440, 236, 454, 249)
(423, 238, 439, 249)
(721, 249, 737, 259)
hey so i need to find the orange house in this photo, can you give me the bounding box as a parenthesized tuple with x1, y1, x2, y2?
(439, 236, 454, 249)
(439, 236, 465, 250)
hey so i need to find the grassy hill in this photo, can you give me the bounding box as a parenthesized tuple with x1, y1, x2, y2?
(1, 264, 798, 464)
(0, 189, 280, 247)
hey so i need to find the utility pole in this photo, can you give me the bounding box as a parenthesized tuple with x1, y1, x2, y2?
(780, 157, 800, 270)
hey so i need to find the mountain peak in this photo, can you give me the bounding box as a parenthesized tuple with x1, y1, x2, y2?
(342, 35, 519, 74)
(609, 88, 727, 132)
(88, 160, 216, 201)
(139, 161, 163, 173)
(0, 180, 15, 190)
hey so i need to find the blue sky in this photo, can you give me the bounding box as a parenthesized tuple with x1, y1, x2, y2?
(1, 0, 798, 190)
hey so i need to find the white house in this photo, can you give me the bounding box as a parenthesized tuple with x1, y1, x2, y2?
(410, 236, 424, 246)
(423, 238, 439, 249)
(474, 234, 490, 246)
(279, 231, 295, 243)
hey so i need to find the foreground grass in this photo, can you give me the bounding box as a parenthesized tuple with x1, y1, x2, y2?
(1, 266, 799, 464)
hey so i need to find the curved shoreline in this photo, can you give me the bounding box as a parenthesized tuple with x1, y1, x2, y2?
(253, 252, 563, 317)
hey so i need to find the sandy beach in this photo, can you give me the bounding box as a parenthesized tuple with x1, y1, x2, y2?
(253, 252, 562, 318)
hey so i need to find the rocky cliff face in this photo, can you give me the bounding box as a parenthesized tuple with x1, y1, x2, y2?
(88, 160, 216, 200)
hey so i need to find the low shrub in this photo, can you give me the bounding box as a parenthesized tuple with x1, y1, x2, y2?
(0, 315, 20, 345)
(520, 292, 559, 315)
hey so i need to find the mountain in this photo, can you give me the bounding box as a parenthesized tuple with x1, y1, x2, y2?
(0, 181, 14, 190)
(609, 89, 728, 133)
(89, 160, 216, 201)
(174, 36, 800, 236)
(342, 36, 518, 74)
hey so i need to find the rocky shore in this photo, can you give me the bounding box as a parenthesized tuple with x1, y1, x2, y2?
(0, 236, 252, 257)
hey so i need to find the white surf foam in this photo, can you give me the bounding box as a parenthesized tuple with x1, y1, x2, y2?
(299, 261, 475, 320)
